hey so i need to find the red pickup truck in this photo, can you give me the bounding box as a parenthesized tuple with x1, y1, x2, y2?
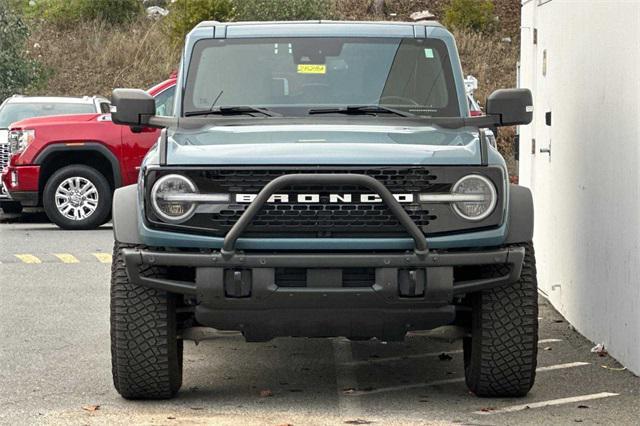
(1, 77, 176, 229)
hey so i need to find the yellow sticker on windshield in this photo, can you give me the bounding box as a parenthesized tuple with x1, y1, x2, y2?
(297, 64, 326, 74)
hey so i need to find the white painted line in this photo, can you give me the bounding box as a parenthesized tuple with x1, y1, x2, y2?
(333, 338, 363, 417)
(343, 339, 563, 366)
(347, 361, 589, 396)
(473, 392, 620, 415)
(536, 361, 589, 372)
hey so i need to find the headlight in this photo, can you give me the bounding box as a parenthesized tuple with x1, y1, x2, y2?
(8, 129, 35, 154)
(150, 174, 198, 223)
(451, 174, 497, 221)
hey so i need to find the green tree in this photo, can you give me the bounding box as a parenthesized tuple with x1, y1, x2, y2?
(0, 1, 44, 100)
(443, 0, 495, 33)
(167, 0, 235, 46)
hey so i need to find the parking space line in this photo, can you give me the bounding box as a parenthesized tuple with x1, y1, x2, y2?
(14, 254, 42, 264)
(343, 339, 563, 366)
(346, 361, 590, 396)
(53, 253, 80, 264)
(473, 392, 620, 415)
(92, 253, 112, 263)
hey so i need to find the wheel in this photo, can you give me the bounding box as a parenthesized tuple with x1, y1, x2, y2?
(110, 242, 183, 399)
(42, 165, 111, 230)
(463, 242, 539, 397)
(1, 201, 23, 214)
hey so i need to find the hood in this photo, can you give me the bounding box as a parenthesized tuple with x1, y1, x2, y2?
(166, 124, 481, 165)
(9, 113, 102, 129)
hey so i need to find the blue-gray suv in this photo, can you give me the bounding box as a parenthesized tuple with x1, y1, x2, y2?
(109, 20, 537, 400)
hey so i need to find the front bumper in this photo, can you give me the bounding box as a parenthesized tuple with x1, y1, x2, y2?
(123, 246, 525, 341)
(2, 165, 40, 206)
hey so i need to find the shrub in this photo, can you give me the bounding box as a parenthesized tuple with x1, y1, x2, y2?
(28, 0, 142, 28)
(166, 0, 235, 46)
(0, 1, 44, 100)
(233, 0, 335, 21)
(442, 0, 495, 32)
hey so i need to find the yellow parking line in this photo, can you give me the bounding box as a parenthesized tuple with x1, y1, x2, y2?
(93, 253, 112, 263)
(15, 254, 42, 264)
(54, 253, 80, 264)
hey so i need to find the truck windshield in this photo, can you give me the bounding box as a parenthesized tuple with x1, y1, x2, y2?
(184, 37, 460, 117)
(0, 102, 96, 128)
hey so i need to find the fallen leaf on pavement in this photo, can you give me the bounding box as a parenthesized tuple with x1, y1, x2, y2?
(190, 407, 204, 411)
(438, 353, 453, 361)
(590, 343, 608, 357)
(543, 346, 552, 351)
(577, 405, 589, 409)
(344, 420, 373, 425)
(167, 416, 176, 420)
(260, 389, 274, 397)
(601, 365, 627, 371)
(342, 387, 356, 394)
(479, 407, 496, 412)
(81, 405, 100, 412)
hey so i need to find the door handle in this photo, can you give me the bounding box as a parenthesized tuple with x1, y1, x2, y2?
(540, 147, 551, 154)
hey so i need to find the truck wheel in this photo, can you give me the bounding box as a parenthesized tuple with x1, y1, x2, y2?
(463, 242, 538, 397)
(43, 165, 111, 230)
(1, 201, 23, 214)
(111, 242, 183, 399)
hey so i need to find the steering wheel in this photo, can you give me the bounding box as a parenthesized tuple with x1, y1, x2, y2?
(379, 96, 421, 106)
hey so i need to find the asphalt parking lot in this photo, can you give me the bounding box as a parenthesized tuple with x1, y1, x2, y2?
(1, 210, 638, 425)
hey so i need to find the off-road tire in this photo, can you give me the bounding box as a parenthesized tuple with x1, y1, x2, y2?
(0, 201, 23, 214)
(110, 242, 183, 399)
(463, 242, 538, 397)
(43, 165, 111, 230)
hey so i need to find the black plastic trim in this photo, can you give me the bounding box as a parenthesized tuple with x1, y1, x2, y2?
(33, 143, 122, 188)
(7, 190, 38, 206)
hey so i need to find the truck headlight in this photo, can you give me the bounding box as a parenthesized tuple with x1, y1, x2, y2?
(451, 174, 497, 221)
(8, 129, 35, 154)
(150, 174, 198, 223)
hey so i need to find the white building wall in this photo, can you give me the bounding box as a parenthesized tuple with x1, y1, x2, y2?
(519, 0, 640, 374)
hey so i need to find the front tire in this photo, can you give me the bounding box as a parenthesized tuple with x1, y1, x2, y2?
(43, 165, 111, 230)
(463, 242, 539, 397)
(110, 242, 183, 399)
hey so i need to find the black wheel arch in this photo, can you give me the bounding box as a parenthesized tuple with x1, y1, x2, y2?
(34, 143, 122, 200)
(505, 184, 534, 245)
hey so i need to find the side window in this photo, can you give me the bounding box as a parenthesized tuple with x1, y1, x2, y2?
(154, 86, 175, 117)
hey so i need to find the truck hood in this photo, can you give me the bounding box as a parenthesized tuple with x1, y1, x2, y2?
(9, 113, 103, 129)
(166, 124, 481, 165)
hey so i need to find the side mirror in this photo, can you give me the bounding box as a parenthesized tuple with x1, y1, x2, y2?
(486, 88, 533, 126)
(111, 89, 156, 126)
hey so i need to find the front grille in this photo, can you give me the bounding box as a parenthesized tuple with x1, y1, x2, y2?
(146, 166, 505, 238)
(0, 142, 9, 170)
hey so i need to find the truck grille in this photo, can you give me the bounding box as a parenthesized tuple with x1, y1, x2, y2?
(0, 142, 9, 171)
(146, 166, 504, 238)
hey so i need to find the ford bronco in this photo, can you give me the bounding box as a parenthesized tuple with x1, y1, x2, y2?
(109, 20, 537, 400)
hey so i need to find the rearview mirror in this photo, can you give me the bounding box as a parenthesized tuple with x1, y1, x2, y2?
(486, 88, 533, 126)
(111, 89, 156, 126)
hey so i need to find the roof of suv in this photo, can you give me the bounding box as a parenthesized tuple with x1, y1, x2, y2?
(196, 20, 444, 28)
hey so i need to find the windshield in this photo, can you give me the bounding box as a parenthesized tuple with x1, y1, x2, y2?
(184, 37, 460, 117)
(0, 102, 96, 128)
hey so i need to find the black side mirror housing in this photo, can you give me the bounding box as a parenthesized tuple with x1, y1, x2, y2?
(111, 89, 156, 126)
(486, 88, 533, 126)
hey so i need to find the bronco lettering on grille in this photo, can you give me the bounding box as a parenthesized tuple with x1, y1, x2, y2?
(235, 193, 415, 203)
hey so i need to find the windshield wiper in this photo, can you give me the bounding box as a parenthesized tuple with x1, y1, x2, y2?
(185, 106, 280, 117)
(308, 105, 415, 118)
